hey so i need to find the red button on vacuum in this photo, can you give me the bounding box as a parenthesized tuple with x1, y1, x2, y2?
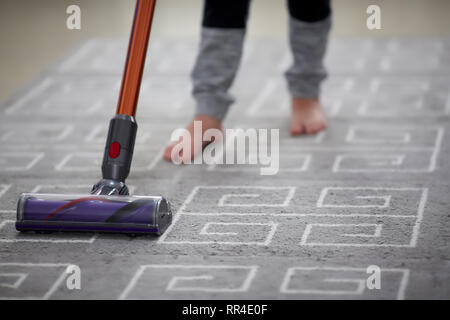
(109, 142, 121, 158)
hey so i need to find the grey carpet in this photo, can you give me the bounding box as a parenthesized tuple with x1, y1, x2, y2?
(0, 37, 449, 299)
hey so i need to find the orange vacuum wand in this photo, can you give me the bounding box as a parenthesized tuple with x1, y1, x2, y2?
(116, 0, 156, 117)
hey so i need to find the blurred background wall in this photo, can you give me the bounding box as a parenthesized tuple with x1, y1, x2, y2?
(1, 0, 450, 103)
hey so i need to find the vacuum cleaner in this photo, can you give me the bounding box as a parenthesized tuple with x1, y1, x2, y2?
(15, 0, 172, 236)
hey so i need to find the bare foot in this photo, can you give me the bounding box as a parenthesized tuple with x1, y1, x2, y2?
(290, 97, 327, 135)
(163, 114, 222, 163)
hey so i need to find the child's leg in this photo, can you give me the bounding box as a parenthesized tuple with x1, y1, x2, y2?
(286, 0, 332, 135)
(164, 0, 251, 162)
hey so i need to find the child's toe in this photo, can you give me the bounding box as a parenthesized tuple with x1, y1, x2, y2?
(290, 121, 304, 135)
(163, 144, 175, 162)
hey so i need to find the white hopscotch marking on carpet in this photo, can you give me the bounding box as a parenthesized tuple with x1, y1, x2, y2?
(119, 265, 259, 299)
(280, 266, 409, 300)
(0, 263, 72, 300)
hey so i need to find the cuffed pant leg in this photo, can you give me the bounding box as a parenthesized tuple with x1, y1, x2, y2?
(191, 28, 246, 120)
(191, 0, 251, 120)
(285, 0, 332, 98)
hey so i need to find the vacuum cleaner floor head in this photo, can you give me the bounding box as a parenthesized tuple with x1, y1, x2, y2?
(16, 193, 172, 235)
